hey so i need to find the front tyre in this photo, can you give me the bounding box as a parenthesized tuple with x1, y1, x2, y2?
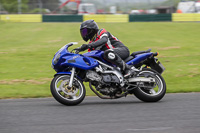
(133, 68, 166, 102)
(50, 75, 86, 106)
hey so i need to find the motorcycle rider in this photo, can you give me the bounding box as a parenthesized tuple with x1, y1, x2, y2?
(79, 20, 134, 78)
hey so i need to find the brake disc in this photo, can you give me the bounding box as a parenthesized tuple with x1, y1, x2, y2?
(60, 80, 78, 95)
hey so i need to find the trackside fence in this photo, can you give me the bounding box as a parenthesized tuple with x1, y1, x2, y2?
(0, 14, 200, 22)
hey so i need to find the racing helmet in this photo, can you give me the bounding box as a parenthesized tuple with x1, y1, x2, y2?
(80, 20, 99, 42)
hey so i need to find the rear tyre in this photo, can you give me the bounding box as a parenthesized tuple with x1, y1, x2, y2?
(133, 68, 166, 102)
(50, 75, 86, 106)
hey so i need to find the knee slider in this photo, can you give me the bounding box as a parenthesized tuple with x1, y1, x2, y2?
(104, 49, 117, 61)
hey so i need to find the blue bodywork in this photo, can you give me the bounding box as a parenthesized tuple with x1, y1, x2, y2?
(83, 50, 113, 65)
(52, 43, 153, 74)
(127, 52, 153, 65)
(52, 44, 99, 72)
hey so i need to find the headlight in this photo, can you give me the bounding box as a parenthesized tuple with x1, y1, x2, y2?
(53, 54, 61, 65)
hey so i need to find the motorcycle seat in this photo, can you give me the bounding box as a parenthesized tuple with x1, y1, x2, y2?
(130, 49, 151, 57)
(124, 56, 134, 62)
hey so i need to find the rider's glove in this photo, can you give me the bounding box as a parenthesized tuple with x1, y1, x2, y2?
(80, 44, 89, 51)
(80, 43, 95, 51)
(87, 43, 94, 49)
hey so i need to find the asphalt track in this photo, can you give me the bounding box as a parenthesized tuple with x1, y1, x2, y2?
(0, 93, 200, 133)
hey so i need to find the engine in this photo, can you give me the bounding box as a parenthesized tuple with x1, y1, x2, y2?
(86, 70, 120, 84)
(86, 70, 102, 82)
(102, 74, 120, 83)
(86, 70, 121, 96)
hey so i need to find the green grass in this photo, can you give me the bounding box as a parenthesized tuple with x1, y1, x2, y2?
(0, 22, 199, 99)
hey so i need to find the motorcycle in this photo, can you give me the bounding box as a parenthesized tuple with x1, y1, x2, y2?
(50, 42, 166, 106)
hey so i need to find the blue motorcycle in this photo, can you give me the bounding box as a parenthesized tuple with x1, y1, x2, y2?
(51, 42, 166, 106)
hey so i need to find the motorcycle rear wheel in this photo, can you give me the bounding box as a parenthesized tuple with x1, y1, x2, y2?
(132, 68, 166, 102)
(50, 75, 86, 106)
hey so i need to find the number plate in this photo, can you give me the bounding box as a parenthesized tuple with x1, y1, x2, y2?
(157, 61, 165, 73)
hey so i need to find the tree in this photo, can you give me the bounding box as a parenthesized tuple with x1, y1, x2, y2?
(0, 0, 29, 13)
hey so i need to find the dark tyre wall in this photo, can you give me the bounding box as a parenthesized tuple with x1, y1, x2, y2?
(129, 14, 172, 22)
(43, 15, 83, 22)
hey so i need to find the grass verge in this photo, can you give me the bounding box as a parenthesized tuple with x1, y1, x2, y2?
(0, 22, 199, 98)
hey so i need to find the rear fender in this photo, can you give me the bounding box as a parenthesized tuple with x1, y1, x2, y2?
(148, 58, 165, 74)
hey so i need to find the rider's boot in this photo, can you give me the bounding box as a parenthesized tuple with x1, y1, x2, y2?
(119, 61, 136, 78)
(104, 50, 135, 78)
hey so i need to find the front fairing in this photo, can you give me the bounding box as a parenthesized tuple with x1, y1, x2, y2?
(83, 50, 112, 65)
(52, 44, 99, 72)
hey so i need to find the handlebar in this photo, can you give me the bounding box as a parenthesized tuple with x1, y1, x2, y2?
(66, 42, 81, 54)
(74, 48, 81, 54)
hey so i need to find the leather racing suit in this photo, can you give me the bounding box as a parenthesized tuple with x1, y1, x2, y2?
(87, 28, 130, 73)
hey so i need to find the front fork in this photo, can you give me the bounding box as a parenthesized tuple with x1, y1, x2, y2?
(68, 67, 76, 88)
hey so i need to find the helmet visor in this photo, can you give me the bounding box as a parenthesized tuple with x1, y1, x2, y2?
(80, 28, 88, 38)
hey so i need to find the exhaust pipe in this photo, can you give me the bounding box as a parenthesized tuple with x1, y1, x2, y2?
(128, 77, 155, 83)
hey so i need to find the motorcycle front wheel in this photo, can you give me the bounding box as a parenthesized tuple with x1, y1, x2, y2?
(50, 75, 86, 106)
(133, 68, 166, 102)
